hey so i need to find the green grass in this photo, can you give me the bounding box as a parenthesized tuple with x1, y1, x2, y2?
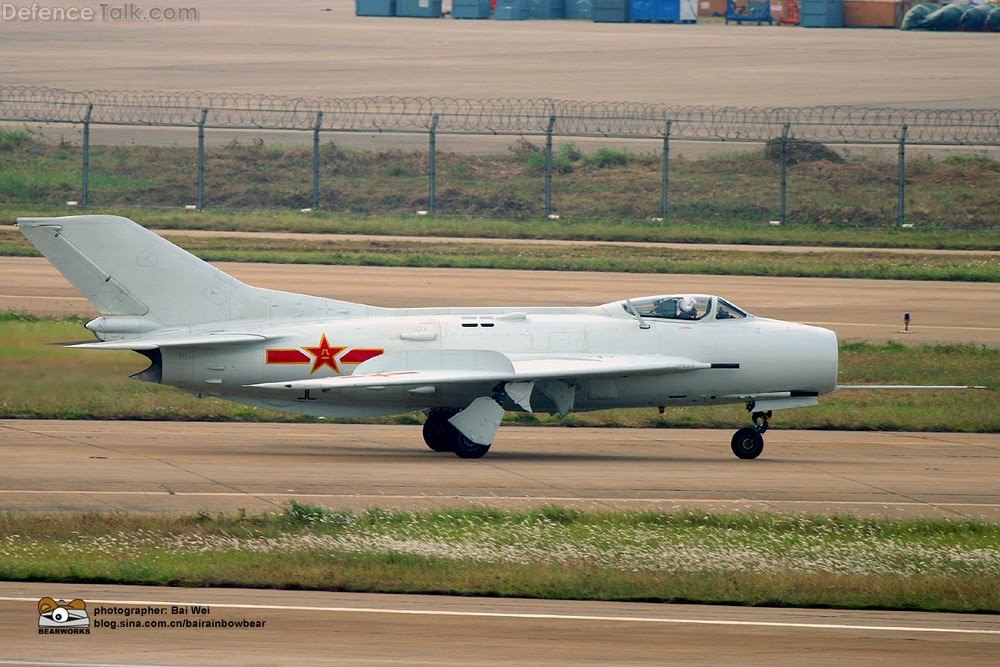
(2, 228, 996, 282)
(5, 205, 998, 250)
(0, 315, 995, 431)
(1, 128, 998, 240)
(1, 506, 997, 613)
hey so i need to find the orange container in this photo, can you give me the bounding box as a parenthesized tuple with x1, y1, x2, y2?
(843, 0, 908, 27)
(771, 0, 799, 23)
(698, 0, 728, 16)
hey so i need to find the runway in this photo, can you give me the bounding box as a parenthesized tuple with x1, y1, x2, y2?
(1, 257, 997, 346)
(1, 421, 997, 521)
(1, 582, 998, 666)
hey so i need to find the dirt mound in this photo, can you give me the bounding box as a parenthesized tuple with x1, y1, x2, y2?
(764, 139, 844, 166)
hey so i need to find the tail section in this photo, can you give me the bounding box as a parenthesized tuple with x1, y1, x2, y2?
(17, 215, 370, 328)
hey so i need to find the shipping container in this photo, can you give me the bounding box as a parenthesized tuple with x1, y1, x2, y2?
(565, 0, 594, 17)
(800, 0, 844, 26)
(529, 0, 566, 17)
(771, 0, 802, 24)
(495, 0, 530, 18)
(630, 0, 696, 21)
(396, 0, 443, 16)
(843, 0, 906, 27)
(698, 0, 728, 15)
(356, 0, 396, 16)
(593, 0, 630, 21)
(453, 0, 492, 17)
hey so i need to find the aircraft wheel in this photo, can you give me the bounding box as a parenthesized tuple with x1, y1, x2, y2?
(449, 430, 491, 459)
(731, 427, 764, 460)
(422, 409, 458, 452)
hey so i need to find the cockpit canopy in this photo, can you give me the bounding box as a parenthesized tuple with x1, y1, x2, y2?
(610, 295, 751, 322)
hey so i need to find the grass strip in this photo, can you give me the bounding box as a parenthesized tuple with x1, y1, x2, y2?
(1, 228, 996, 282)
(1, 314, 996, 431)
(2, 505, 997, 613)
(3, 206, 999, 251)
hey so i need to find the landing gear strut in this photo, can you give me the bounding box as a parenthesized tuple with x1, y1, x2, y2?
(422, 408, 492, 459)
(730, 407, 771, 460)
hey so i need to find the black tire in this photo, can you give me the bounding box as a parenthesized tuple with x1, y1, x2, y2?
(422, 409, 458, 452)
(449, 430, 491, 459)
(731, 427, 764, 460)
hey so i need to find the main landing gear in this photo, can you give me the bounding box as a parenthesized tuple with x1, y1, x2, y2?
(731, 409, 771, 460)
(422, 408, 491, 459)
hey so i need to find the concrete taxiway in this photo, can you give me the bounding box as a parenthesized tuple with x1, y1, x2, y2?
(1, 257, 997, 346)
(1, 421, 997, 521)
(2, 582, 998, 666)
(2, 2, 997, 108)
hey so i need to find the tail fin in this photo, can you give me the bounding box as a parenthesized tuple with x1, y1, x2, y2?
(17, 215, 351, 327)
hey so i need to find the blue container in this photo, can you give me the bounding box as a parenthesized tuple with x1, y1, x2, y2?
(396, 0, 443, 17)
(799, 0, 843, 26)
(629, 0, 654, 20)
(592, 0, 628, 21)
(629, 0, 681, 21)
(529, 0, 565, 18)
(356, 0, 396, 16)
(564, 0, 593, 18)
(453, 0, 491, 17)
(495, 0, 530, 18)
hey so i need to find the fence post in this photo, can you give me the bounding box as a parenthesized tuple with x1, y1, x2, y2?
(897, 125, 908, 228)
(661, 120, 672, 220)
(780, 123, 790, 225)
(312, 111, 323, 210)
(196, 109, 208, 210)
(544, 116, 556, 217)
(81, 104, 93, 207)
(428, 114, 439, 214)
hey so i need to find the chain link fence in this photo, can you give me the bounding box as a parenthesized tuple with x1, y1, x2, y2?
(1, 86, 998, 228)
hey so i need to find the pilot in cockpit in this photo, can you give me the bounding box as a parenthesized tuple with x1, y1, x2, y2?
(677, 296, 698, 319)
(651, 295, 699, 320)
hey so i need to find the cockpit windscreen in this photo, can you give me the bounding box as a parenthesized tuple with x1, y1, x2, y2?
(625, 295, 712, 321)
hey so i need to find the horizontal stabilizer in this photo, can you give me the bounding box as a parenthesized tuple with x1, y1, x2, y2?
(70, 332, 270, 350)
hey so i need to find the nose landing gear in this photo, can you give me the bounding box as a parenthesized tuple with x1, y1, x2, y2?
(730, 408, 771, 460)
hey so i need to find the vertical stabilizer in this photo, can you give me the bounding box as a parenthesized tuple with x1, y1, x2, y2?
(18, 215, 259, 326)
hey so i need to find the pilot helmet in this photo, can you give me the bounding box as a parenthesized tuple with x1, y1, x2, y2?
(679, 296, 696, 313)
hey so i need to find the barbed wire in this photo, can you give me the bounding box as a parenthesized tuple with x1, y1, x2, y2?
(0, 85, 997, 144)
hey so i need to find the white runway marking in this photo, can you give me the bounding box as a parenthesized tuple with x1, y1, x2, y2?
(0, 489, 996, 508)
(0, 596, 996, 636)
(0, 661, 188, 667)
(0, 294, 86, 301)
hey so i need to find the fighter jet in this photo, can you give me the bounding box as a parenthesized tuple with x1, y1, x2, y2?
(17, 215, 978, 460)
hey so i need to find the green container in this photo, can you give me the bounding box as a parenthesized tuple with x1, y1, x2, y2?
(397, 0, 443, 17)
(593, 0, 628, 21)
(356, 0, 396, 16)
(453, 0, 491, 17)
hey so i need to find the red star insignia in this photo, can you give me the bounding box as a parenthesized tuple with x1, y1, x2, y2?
(303, 334, 346, 374)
